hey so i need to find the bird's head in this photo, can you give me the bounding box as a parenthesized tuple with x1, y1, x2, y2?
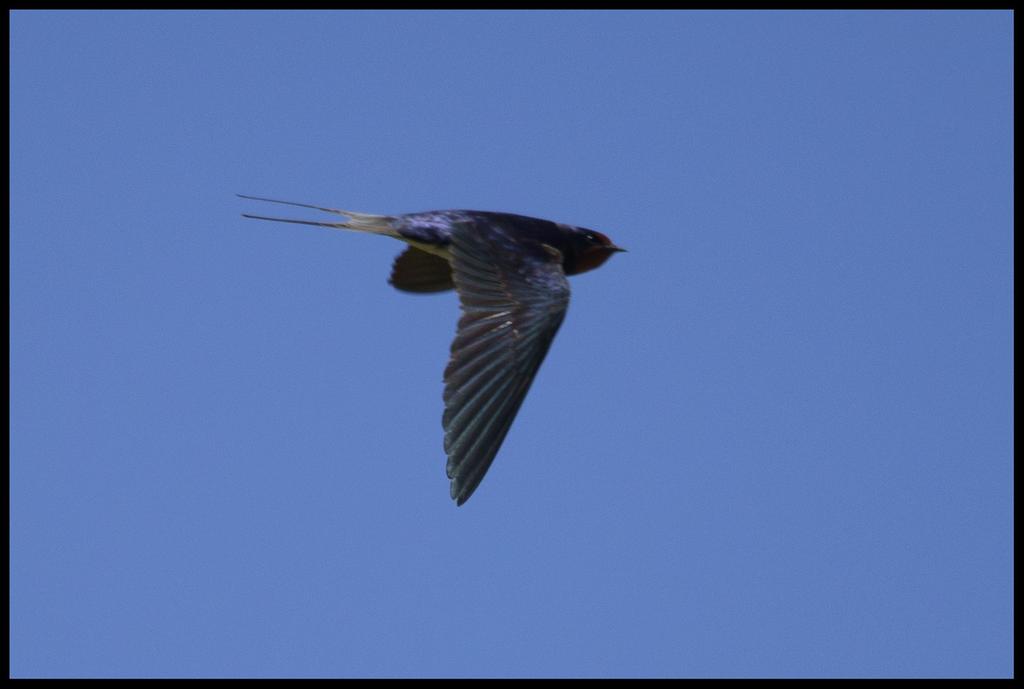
(562, 226, 627, 275)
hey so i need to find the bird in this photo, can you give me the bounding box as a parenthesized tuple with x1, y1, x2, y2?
(238, 194, 625, 505)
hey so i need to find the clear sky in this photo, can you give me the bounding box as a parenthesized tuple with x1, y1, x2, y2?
(10, 10, 1013, 679)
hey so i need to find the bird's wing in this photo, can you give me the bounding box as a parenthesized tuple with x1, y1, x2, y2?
(443, 222, 570, 505)
(389, 246, 455, 293)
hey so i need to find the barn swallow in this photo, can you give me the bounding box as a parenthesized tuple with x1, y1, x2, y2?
(239, 194, 625, 505)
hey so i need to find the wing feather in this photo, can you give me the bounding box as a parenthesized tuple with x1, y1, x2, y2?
(388, 246, 454, 293)
(443, 223, 570, 505)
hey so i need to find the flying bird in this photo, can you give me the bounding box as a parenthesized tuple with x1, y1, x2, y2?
(239, 194, 625, 505)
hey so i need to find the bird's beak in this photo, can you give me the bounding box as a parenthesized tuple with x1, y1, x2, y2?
(609, 245, 628, 253)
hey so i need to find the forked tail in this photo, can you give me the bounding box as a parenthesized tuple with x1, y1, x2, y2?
(238, 194, 397, 236)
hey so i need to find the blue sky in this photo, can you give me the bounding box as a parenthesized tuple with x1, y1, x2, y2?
(10, 10, 1012, 678)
